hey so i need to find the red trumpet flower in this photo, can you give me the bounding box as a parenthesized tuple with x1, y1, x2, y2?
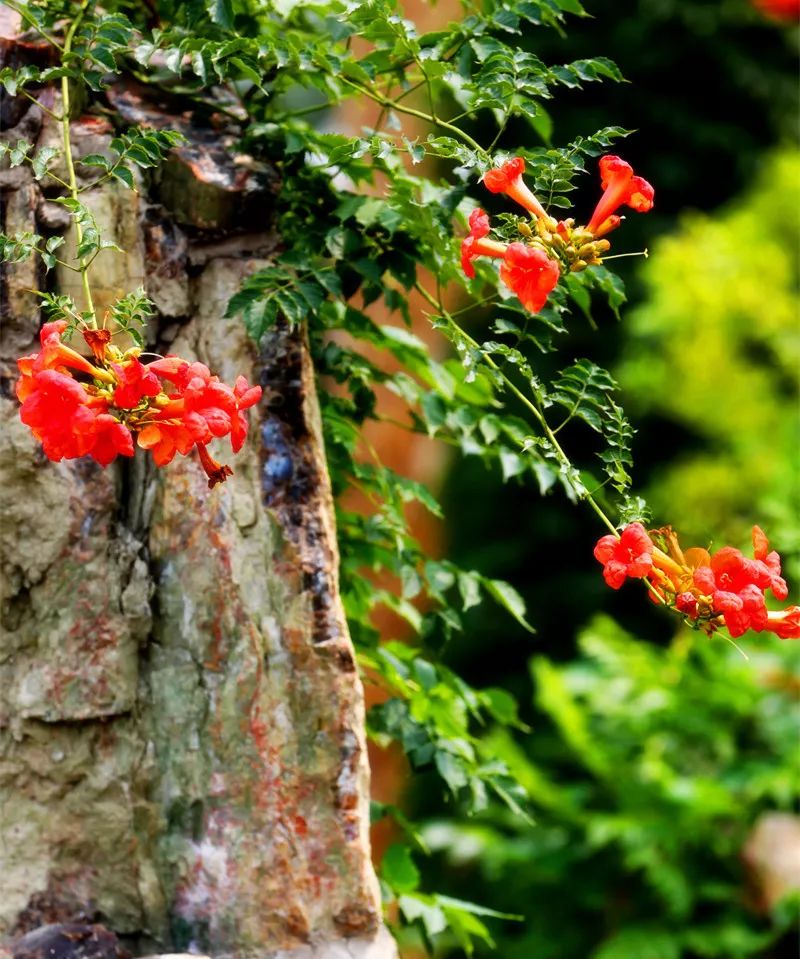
(586, 155, 654, 236)
(461, 208, 508, 278)
(15, 320, 261, 488)
(593, 522, 654, 589)
(482, 157, 549, 220)
(499, 243, 560, 314)
(595, 523, 800, 641)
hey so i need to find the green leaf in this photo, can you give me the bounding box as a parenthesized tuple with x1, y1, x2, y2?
(0, 65, 39, 96)
(435, 893, 522, 921)
(398, 894, 448, 938)
(381, 843, 420, 893)
(79, 153, 111, 170)
(586, 264, 627, 320)
(482, 577, 535, 633)
(457, 571, 481, 612)
(210, 0, 235, 28)
(31, 146, 59, 180)
(90, 45, 117, 72)
(532, 656, 609, 777)
(110, 166, 135, 190)
(592, 926, 680, 959)
(435, 750, 469, 793)
(482, 688, 526, 728)
(9, 139, 31, 167)
(527, 104, 554, 144)
(230, 57, 262, 86)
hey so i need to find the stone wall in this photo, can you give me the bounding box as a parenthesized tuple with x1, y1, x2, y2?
(0, 40, 393, 959)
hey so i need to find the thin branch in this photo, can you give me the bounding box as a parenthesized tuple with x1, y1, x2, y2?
(339, 77, 486, 157)
(3, 0, 64, 52)
(59, 0, 97, 325)
(19, 88, 63, 122)
(414, 280, 618, 536)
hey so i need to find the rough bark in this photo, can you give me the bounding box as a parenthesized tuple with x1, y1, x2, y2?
(0, 40, 393, 959)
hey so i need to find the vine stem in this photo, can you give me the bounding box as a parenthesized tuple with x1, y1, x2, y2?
(4, 0, 64, 51)
(60, 0, 97, 326)
(340, 77, 487, 158)
(18, 88, 63, 123)
(414, 281, 619, 537)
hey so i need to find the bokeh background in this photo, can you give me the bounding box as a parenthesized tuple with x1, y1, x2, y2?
(377, 1, 800, 956)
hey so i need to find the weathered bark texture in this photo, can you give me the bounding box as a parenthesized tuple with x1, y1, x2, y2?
(0, 34, 394, 959)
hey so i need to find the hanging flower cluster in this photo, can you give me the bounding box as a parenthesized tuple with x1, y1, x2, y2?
(461, 154, 654, 313)
(594, 523, 800, 640)
(16, 320, 262, 488)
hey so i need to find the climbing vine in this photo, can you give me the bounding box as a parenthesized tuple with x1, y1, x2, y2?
(1, 0, 797, 952)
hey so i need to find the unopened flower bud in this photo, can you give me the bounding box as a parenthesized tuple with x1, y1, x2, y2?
(595, 239, 611, 253)
(577, 243, 596, 259)
(518, 221, 532, 237)
(676, 592, 698, 618)
(571, 259, 588, 272)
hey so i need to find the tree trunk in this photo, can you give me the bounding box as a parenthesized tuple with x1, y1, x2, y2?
(0, 38, 394, 959)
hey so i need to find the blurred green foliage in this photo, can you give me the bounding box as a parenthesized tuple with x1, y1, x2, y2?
(421, 616, 800, 958)
(619, 149, 800, 570)
(516, 0, 799, 222)
(423, 138, 800, 959)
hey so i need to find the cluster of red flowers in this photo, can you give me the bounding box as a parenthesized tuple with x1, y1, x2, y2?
(594, 523, 800, 640)
(461, 154, 654, 313)
(16, 320, 262, 487)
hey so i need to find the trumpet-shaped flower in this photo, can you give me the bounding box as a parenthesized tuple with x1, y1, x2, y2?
(461, 208, 508, 279)
(752, 0, 800, 21)
(483, 157, 549, 220)
(231, 375, 263, 453)
(19, 369, 98, 461)
(751, 525, 788, 599)
(586, 155, 654, 236)
(19, 369, 132, 465)
(766, 606, 800, 639)
(596, 523, 800, 641)
(593, 522, 654, 589)
(16, 320, 105, 402)
(112, 359, 162, 408)
(91, 413, 135, 466)
(136, 417, 196, 466)
(499, 243, 560, 314)
(16, 322, 261, 488)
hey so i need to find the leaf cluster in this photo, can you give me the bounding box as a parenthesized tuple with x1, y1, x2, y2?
(79, 127, 186, 190)
(422, 616, 800, 958)
(381, 838, 521, 957)
(1, 0, 660, 950)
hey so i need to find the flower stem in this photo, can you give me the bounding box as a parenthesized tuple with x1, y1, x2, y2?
(60, 0, 97, 326)
(601, 249, 649, 261)
(4, 0, 64, 51)
(340, 77, 487, 158)
(414, 281, 619, 536)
